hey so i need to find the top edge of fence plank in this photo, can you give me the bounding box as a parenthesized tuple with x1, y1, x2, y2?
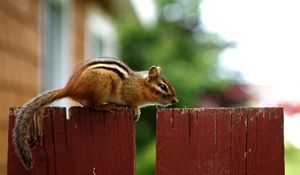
(158, 107, 283, 112)
(10, 106, 283, 114)
(9, 106, 134, 116)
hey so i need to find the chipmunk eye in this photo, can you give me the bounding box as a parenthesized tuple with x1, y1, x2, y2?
(159, 84, 168, 92)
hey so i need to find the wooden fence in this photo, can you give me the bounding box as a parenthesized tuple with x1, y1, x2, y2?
(7, 107, 284, 175)
(156, 108, 284, 175)
(7, 107, 136, 175)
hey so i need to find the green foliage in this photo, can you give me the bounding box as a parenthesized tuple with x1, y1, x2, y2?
(285, 144, 300, 175)
(118, 19, 229, 107)
(116, 0, 231, 174)
(136, 141, 156, 175)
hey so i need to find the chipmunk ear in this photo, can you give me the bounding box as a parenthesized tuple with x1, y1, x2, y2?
(148, 66, 161, 80)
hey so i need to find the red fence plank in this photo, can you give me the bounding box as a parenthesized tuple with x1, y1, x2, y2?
(8, 107, 284, 174)
(215, 109, 231, 174)
(156, 108, 284, 175)
(246, 108, 284, 174)
(7, 107, 135, 175)
(230, 108, 247, 175)
(196, 109, 216, 174)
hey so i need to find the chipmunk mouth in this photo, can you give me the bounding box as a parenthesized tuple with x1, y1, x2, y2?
(171, 97, 179, 104)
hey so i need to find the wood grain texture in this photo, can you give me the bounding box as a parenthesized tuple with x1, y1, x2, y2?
(7, 107, 135, 175)
(156, 108, 284, 175)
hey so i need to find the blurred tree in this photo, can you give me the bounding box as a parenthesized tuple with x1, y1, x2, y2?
(119, 0, 231, 108)
(117, 0, 233, 174)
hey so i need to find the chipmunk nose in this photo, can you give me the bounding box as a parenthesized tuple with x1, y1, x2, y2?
(172, 97, 179, 104)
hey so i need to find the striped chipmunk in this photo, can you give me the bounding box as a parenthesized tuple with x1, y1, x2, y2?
(13, 57, 178, 169)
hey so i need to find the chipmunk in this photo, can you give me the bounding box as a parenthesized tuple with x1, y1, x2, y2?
(13, 57, 178, 169)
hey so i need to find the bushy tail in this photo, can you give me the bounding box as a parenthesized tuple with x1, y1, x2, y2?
(13, 89, 66, 169)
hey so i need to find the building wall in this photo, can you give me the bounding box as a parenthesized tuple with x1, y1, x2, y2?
(0, 0, 41, 174)
(73, 0, 86, 66)
(0, 0, 128, 173)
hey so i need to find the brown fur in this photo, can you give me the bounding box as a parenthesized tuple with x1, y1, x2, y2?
(13, 57, 178, 169)
(13, 89, 66, 169)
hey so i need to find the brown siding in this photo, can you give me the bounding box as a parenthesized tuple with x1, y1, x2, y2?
(73, 0, 86, 67)
(0, 0, 41, 174)
(0, 0, 124, 173)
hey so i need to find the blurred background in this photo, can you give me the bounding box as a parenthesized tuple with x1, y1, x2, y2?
(0, 0, 299, 174)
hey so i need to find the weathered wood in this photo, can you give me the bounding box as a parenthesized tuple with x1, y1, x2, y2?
(8, 107, 284, 174)
(156, 108, 284, 175)
(7, 107, 135, 175)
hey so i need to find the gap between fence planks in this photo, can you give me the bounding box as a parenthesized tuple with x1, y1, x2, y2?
(7, 107, 136, 175)
(156, 108, 284, 175)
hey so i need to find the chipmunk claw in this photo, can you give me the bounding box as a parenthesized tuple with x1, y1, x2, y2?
(133, 108, 141, 122)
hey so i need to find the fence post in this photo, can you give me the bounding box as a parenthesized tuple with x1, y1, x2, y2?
(156, 108, 284, 175)
(7, 107, 136, 175)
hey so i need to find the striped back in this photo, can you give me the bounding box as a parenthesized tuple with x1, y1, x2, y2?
(85, 57, 132, 79)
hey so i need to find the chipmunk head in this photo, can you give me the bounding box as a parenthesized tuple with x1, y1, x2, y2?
(145, 66, 178, 106)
